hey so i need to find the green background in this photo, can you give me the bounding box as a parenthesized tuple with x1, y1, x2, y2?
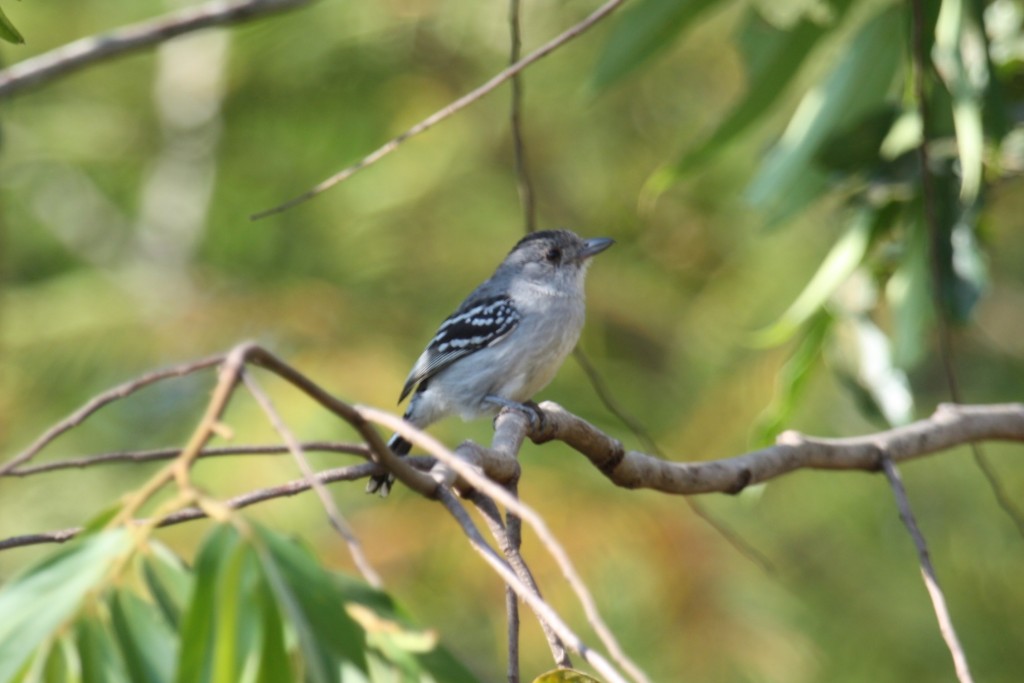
(2, 0, 1023, 681)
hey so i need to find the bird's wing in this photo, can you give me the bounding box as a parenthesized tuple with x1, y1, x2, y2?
(398, 295, 520, 403)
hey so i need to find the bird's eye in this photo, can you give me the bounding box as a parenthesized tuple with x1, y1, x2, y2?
(545, 247, 562, 263)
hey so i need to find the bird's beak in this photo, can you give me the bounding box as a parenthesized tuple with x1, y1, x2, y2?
(580, 237, 615, 259)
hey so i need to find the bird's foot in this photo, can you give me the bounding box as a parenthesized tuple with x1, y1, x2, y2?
(484, 396, 546, 433)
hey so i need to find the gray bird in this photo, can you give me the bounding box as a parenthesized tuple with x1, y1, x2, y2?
(367, 229, 614, 496)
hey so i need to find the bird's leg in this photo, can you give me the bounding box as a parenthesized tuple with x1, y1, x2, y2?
(484, 396, 546, 433)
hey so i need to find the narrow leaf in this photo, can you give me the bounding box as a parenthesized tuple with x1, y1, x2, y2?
(933, 0, 988, 202)
(0, 5, 25, 44)
(175, 525, 241, 683)
(110, 590, 175, 683)
(745, 6, 903, 218)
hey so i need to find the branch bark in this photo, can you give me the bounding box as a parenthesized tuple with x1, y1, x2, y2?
(529, 401, 1024, 494)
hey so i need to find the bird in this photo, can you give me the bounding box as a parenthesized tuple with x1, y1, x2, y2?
(367, 228, 614, 496)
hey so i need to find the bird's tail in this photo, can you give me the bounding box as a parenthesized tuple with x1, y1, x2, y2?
(365, 432, 412, 497)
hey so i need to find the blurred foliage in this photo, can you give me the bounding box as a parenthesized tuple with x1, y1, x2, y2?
(1, 0, 1024, 681)
(0, 522, 478, 683)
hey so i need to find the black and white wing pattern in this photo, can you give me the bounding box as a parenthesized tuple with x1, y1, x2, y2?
(398, 295, 520, 402)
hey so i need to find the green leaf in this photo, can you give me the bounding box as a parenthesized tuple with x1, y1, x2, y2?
(0, 530, 131, 683)
(39, 635, 83, 683)
(752, 206, 876, 346)
(209, 540, 256, 683)
(745, 6, 903, 220)
(933, 0, 988, 202)
(175, 525, 241, 683)
(885, 215, 934, 370)
(251, 561, 291, 683)
(0, 5, 25, 44)
(590, 0, 720, 91)
(110, 590, 175, 683)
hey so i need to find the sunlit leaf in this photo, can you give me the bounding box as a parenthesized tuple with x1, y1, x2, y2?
(46, 635, 83, 683)
(0, 530, 131, 683)
(175, 525, 240, 683)
(933, 0, 989, 202)
(745, 6, 903, 220)
(590, 0, 720, 91)
(251, 560, 290, 683)
(753, 207, 876, 346)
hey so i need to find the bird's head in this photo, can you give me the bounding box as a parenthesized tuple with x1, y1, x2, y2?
(500, 229, 614, 293)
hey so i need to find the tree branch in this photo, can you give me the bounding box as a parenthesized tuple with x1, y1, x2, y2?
(2, 442, 371, 477)
(0, 0, 314, 99)
(881, 456, 974, 683)
(530, 401, 1024, 494)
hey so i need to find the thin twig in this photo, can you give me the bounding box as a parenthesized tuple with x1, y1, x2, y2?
(880, 456, 974, 683)
(250, 0, 627, 219)
(3, 442, 370, 477)
(241, 371, 383, 588)
(0, 0, 314, 99)
(508, 0, 536, 234)
(0, 354, 224, 475)
(436, 489, 629, 683)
